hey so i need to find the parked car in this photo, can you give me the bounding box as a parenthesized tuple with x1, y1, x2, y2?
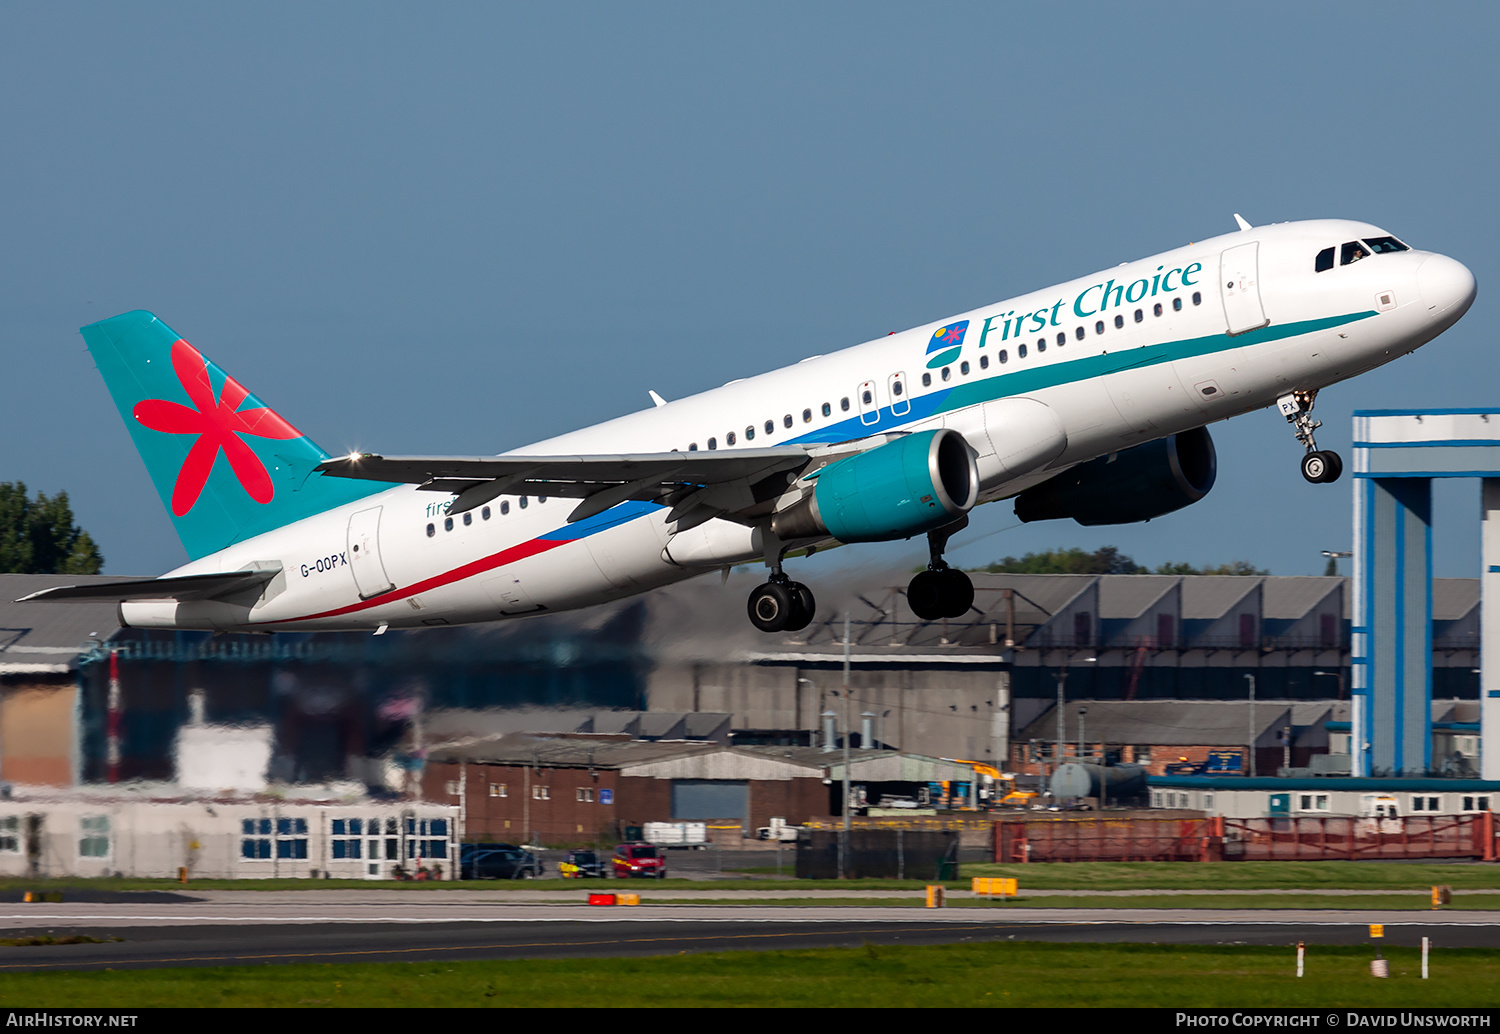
(559, 849, 606, 878)
(460, 843, 543, 880)
(612, 842, 666, 879)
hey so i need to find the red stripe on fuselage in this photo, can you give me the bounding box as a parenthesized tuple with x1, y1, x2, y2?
(260, 535, 575, 626)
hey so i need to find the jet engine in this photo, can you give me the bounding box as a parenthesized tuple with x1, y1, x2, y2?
(772, 428, 978, 543)
(1013, 426, 1216, 526)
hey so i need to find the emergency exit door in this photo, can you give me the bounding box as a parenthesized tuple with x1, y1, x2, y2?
(347, 506, 395, 599)
(1220, 241, 1270, 335)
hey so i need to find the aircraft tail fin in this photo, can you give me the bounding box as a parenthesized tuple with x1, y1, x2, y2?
(81, 310, 391, 560)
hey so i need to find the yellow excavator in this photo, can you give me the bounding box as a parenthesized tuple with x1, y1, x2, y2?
(943, 758, 1036, 809)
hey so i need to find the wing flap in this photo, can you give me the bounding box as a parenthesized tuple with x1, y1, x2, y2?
(17, 570, 277, 604)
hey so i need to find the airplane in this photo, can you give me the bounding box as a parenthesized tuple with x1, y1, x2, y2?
(22, 217, 1476, 635)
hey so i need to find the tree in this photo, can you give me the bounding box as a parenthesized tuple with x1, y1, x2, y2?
(0, 482, 104, 574)
(978, 546, 1144, 575)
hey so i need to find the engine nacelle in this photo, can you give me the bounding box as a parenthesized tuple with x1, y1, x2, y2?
(772, 428, 978, 543)
(1014, 426, 1216, 526)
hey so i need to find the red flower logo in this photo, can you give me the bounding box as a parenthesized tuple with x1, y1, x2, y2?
(132, 339, 304, 516)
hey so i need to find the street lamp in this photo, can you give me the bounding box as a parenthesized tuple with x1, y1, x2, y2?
(1313, 670, 1345, 701)
(1054, 655, 1096, 786)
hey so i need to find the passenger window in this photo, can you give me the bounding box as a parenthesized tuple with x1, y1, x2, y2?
(481, 506, 491, 520)
(861, 389, 873, 404)
(840, 398, 850, 411)
(979, 354, 989, 369)
(1192, 291, 1202, 305)
(1341, 241, 1370, 265)
(1018, 344, 1027, 359)
(999, 349, 1008, 364)
(1114, 315, 1124, 329)
(519, 497, 528, 509)
(959, 361, 969, 375)
(1056, 332, 1065, 347)
(727, 431, 737, 445)
(1075, 326, 1085, 341)
(783, 414, 793, 428)
(1036, 339, 1046, 352)
(1154, 302, 1163, 317)
(765, 420, 774, 435)
(746, 426, 755, 440)
(802, 409, 811, 423)
(1364, 236, 1409, 254)
(463, 512, 472, 526)
(444, 517, 453, 531)
(538, 496, 546, 503)
(1134, 308, 1143, 322)
(1173, 297, 1183, 311)
(688, 442, 697, 452)
(1095, 320, 1105, 335)
(501, 501, 510, 515)
(1315, 247, 1335, 272)
(941, 367, 951, 381)
(426, 523, 435, 538)
(892, 381, 903, 396)
(821, 403, 832, 416)
(707, 437, 717, 450)
(921, 373, 931, 386)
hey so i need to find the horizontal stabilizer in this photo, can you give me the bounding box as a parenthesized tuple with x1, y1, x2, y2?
(17, 569, 277, 604)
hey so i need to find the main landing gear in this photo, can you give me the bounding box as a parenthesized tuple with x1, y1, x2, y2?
(747, 532, 816, 633)
(1279, 389, 1342, 484)
(906, 517, 974, 621)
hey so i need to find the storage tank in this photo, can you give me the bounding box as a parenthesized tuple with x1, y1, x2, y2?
(1049, 763, 1147, 800)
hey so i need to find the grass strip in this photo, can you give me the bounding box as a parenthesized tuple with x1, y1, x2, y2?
(0, 942, 1495, 1007)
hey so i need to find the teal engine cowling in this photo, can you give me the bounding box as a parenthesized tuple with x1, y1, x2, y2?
(772, 428, 978, 543)
(1014, 426, 1216, 526)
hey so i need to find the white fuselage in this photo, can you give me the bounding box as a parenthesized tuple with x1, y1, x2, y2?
(122, 218, 1476, 632)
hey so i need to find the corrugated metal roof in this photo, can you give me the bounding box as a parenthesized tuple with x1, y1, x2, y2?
(428, 734, 722, 769)
(1016, 700, 1292, 745)
(1260, 577, 1341, 620)
(1179, 576, 1262, 619)
(1097, 575, 1176, 619)
(1433, 579, 1480, 622)
(0, 574, 128, 674)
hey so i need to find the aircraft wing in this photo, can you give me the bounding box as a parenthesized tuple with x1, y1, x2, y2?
(16, 570, 277, 604)
(315, 447, 816, 525)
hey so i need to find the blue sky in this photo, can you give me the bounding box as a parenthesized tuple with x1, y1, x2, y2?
(3, 3, 1496, 581)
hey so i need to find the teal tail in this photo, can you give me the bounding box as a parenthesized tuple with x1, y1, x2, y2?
(82, 310, 391, 560)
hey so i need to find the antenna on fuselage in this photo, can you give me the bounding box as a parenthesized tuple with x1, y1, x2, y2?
(648, 390, 668, 407)
(1233, 213, 1252, 231)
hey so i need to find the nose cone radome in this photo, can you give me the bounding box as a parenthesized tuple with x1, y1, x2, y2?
(1418, 253, 1477, 325)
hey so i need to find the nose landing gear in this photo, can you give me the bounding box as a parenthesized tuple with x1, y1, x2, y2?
(906, 517, 974, 621)
(1279, 390, 1342, 484)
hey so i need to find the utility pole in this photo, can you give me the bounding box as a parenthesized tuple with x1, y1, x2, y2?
(1245, 673, 1257, 778)
(841, 611, 851, 880)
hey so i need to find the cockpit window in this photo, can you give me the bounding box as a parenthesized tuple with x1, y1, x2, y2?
(1340, 241, 1371, 266)
(1315, 247, 1335, 273)
(1363, 236, 1409, 254)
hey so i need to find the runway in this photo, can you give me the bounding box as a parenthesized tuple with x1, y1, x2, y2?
(0, 891, 1494, 971)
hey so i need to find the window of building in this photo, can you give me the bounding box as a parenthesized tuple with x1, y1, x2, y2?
(1461, 795, 1491, 812)
(241, 818, 272, 859)
(576, 787, 594, 802)
(533, 785, 550, 800)
(0, 816, 17, 853)
(489, 783, 507, 797)
(79, 815, 110, 859)
(1315, 247, 1335, 273)
(331, 818, 364, 859)
(1298, 793, 1330, 812)
(1411, 795, 1441, 812)
(274, 817, 309, 859)
(405, 818, 449, 860)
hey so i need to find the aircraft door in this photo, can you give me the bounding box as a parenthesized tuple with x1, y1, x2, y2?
(346, 506, 396, 600)
(888, 372, 910, 417)
(1220, 242, 1269, 335)
(858, 380, 880, 426)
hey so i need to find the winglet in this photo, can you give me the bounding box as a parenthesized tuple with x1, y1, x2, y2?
(1233, 213, 1252, 231)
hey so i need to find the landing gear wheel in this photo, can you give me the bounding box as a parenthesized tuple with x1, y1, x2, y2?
(785, 582, 816, 632)
(907, 570, 947, 621)
(748, 581, 796, 632)
(1301, 450, 1342, 484)
(938, 568, 974, 618)
(907, 568, 974, 620)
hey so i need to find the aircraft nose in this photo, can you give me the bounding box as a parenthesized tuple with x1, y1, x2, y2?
(1417, 253, 1477, 322)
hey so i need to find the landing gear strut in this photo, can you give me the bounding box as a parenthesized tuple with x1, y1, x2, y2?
(747, 531, 816, 633)
(906, 517, 974, 621)
(1279, 389, 1342, 484)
